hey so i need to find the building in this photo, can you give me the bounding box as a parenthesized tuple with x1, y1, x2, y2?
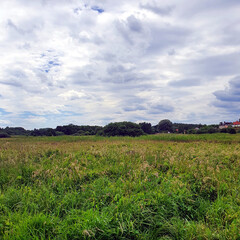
(219, 121, 232, 129)
(232, 120, 240, 128)
(219, 119, 240, 130)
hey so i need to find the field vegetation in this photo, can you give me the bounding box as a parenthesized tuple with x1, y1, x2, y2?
(0, 134, 240, 239)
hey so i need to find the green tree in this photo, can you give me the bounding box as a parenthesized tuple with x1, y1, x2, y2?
(157, 119, 173, 133)
(139, 122, 152, 134)
(102, 122, 144, 137)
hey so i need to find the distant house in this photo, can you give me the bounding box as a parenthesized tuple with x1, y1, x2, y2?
(232, 120, 240, 128)
(219, 119, 240, 129)
(219, 121, 232, 129)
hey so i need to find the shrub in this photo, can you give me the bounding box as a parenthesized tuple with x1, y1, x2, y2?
(228, 128, 236, 134)
(0, 132, 10, 138)
(220, 128, 228, 133)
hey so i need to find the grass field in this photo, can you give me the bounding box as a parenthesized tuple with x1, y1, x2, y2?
(0, 134, 240, 239)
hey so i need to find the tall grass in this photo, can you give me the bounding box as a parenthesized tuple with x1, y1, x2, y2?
(0, 134, 239, 239)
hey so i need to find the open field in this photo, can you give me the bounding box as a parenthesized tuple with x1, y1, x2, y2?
(0, 134, 240, 239)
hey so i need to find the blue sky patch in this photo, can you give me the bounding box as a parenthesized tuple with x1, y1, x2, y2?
(19, 111, 39, 118)
(58, 110, 83, 117)
(0, 108, 11, 115)
(91, 6, 104, 13)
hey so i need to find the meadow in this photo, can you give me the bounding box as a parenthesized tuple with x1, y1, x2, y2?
(0, 134, 239, 239)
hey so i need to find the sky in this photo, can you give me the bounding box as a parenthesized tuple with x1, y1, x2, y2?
(0, 0, 240, 129)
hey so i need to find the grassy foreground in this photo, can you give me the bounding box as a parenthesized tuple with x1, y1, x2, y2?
(0, 134, 239, 239)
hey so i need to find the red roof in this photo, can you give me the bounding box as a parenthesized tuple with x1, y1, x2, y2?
(233, 121, 240, 125)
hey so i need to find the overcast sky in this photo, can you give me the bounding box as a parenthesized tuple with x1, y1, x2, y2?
(0, 0, 240, 129)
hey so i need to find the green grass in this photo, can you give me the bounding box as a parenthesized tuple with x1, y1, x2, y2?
(0, 134, 240, 239)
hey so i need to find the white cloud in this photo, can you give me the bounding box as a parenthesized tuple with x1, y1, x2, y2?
(0, 0, 239, 128)
(59, 90, 87, 100)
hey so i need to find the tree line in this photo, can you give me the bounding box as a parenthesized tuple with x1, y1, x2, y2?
(0, 119, 238, 138)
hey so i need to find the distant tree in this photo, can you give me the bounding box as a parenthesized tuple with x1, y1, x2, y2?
(172, 123, 203, 133)
(139, 122, 152, 134)
(31, 129, 41, 136)
(55, 124, 103, 136)
(30, 128, 56, 136)
(102, 122, 144, 137)
(157, 119, 173, 133)
(3, 127, 29, 136)
(151, 125, 158, 134)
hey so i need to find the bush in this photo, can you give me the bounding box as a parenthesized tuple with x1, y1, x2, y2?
(207, 128, 218, 134)
(187, 129, 197, 134)
(228, 128, 236, 134)
(196, 129, 208, 134)
(220, 128, 228, 133)
(0, 132, 10, 138)
(55, 131, 64, 136)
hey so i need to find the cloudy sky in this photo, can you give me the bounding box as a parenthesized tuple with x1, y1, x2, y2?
(0, 0, 240, 129)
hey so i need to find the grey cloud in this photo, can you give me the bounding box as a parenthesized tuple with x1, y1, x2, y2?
(0, 69, 26, 88)
(105, 63, 152, 86)
(213, 76, 240, 112)
(18, 42, 31, 50)
(230, 77, 240, 88)
(127, 15, 142, 32)
(123, 105, 146, 112)
(119, 95, 147, 113)
(6, 18, 43, 37)
(147, 104, 174, 115)
(140, 2, 174, 16)
(177, 0, 240, 17)
(213, 101, 240, 113)
(0, 67, 55, 93)
(214, 91, 240, 102)
(188, 53, 240, 77)
(168, 49, 176, 56)
(115, 15, 144, 45)
(168, 78, 202, 87)
(70, 67, 99, 86)
(105, 81, 154, 92)
(100, 117, 115, 124)
(214, 76, 240, 102)
(129, 115, 149, 122)
(7, 19, 24, 34)
(97, 52, 116, 62)
(147, 25, 190, 54)
(71, 75, 91, 85)
(0, 80, 23, 88)
(107, 64, 133, 74)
